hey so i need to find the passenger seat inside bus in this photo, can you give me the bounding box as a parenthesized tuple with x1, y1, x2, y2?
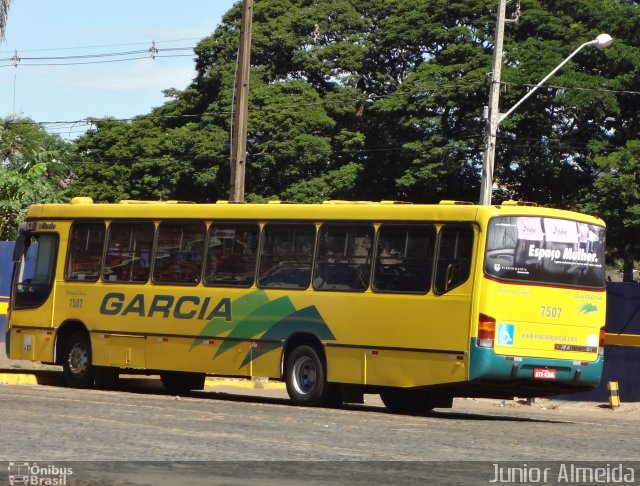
(314, 262, 365, 291)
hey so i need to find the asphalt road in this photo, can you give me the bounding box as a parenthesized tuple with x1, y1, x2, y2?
(1, 377, 639, 485)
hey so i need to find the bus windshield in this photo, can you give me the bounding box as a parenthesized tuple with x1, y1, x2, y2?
(484, 216, 605, 289)
(13, 233, 58, 308)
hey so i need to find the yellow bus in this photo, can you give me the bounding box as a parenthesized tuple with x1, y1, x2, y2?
(6, 197, 606, 412)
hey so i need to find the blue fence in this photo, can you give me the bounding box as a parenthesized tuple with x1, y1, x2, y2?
(560, 283, 640, 402)
(0, 242, 13, 356)
(0, 241, 13, 297)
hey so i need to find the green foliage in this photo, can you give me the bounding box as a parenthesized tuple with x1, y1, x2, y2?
(0, 117, 72, 239)
(281, 162, 362, 202)
(576, 141, 640, 280)
(68, 0, 640, 273)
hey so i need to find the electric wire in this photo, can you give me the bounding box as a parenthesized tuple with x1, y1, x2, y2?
(5, 76, 638, 135)
(0, 38, 203, 55)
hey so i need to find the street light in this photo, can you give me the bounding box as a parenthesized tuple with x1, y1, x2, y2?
(479, 32, 613, 206)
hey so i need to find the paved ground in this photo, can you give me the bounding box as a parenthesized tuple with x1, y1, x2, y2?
(2, 376, 640, 485)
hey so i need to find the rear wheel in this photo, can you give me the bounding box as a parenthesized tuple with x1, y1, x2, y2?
(285, 344, 339, 407)
(161, 371, 206, 395)
(62, 331, 94, 388)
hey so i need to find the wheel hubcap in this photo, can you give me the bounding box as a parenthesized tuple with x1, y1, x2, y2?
(292, 356, 317, 394)
(68, 345, 88, 376)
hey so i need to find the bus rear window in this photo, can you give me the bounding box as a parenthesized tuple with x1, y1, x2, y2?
(485, 216, 605, 288)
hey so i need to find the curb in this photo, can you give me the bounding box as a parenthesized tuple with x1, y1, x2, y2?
(0, 373, 38, 385)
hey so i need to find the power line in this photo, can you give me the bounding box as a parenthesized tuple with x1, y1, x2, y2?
(7, 46, 193, 62)
(0, 53, 194, 68)
(0, 44, 195, 67)
(510, 82, 640, 97)
(4, 79, 638, 137)
(0, 38, 202, 55)
(64, 141, 623, 168)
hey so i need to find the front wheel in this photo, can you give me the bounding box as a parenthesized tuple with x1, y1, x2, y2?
(62, 331, 95, 388)
(285, 344, 339, 407)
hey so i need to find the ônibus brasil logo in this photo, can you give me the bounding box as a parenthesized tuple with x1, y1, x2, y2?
(8, 462, 73, 486)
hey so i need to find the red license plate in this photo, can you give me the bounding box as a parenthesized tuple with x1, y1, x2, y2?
(533, 368, 557, 380)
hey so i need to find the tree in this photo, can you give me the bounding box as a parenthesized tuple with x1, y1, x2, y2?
(0, 0, 10, 41)
(0, 117, 73, 240)
(577, 141, 640, 281)
(70, 0, 640, 275)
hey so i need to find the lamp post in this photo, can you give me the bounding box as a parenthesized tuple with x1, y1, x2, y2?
(479, 32, 613, 206)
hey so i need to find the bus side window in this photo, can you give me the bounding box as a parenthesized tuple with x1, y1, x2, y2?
(313, 224, 373, 291)
(258, 224, 315, 290)
(204, 223, 259, 287)
(153, 222, 205, 285)
(65, 222, 105, 282)
(373, 225, 435, 293)
(434, 225, 474, 294)
(103, 222, 154, 283)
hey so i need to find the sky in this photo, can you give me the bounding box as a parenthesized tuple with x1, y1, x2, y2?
(0, 0, 238, 140)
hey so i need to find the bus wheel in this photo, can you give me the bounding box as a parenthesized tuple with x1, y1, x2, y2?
(160, 371, 206, 395)
(380, 389, 435, 415)
(62, 331, 95, 388)
(285, 344, 338, 407)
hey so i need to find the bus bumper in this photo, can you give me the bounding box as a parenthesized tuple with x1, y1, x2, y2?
(468, 338, 603, 388)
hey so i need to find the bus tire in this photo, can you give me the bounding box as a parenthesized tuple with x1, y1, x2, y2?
(285, 344, 339, 407)
(160, 371, 206, 395)
(62, 331, 95, 388)
(380, 389, 435, 415)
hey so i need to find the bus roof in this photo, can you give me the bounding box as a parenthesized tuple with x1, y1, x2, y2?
(23, 198, 605, 226)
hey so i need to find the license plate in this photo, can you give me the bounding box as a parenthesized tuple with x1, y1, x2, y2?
(533, 368, 557, 380)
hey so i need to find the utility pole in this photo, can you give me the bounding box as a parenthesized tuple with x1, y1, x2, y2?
(229, 0, 253, 203)
(479, 0, 507, 206)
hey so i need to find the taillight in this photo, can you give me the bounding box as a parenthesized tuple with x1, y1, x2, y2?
(478, 313, 496, 348)
(599, 326, 606, 356)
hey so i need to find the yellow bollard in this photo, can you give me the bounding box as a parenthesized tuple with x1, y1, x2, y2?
(608, 381, 621, 409)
